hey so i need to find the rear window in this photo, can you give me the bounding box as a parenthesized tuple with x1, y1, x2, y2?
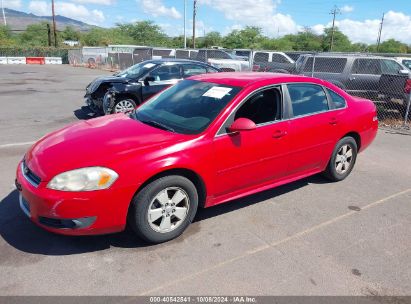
(303, 57, 347, 73)
(287, 84, 329, 117)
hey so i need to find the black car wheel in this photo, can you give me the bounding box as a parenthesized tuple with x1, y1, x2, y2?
(323, 137, 357, 182)
(128, 175, 198, 243)
(112, 98, 137, 114)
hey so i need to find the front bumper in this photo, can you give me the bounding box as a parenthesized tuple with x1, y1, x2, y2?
(15, 161, 137, 236)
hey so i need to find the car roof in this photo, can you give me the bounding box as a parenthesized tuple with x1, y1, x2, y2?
(300, 53, 393, 59)
(189, 72, 320, 88)
(143, 58, 209, 65)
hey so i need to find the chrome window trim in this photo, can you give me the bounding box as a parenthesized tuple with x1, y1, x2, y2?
(214, 81, 348, 138)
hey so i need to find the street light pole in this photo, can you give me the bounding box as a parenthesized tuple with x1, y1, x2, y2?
(192, 0, 197, 48)
(184, 0, 187, 48)
(1, 0, 7, 26)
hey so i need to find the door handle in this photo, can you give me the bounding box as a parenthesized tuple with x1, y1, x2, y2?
(272, 130, 287, 139)
(329, 118, 339, 125)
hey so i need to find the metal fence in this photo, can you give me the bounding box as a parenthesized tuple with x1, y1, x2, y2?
(67, 46, 411, 128)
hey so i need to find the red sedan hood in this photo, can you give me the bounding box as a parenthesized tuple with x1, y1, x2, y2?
(25, 114, 186, 181)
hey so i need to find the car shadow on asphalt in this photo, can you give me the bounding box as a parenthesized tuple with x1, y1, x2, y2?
(73, 106, 100, 120)
(0, 175, 330, 256)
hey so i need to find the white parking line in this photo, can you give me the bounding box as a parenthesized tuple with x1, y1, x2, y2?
(0, 141, 36, 149)
(139, 187, 411, 295)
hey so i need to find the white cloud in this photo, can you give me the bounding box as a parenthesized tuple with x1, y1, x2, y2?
(28, 1, 105, 25)
(3, 0, 22, 9)
(312, 11, 411, 44)
(200, 0, 299, 36)
(340, 5, 354, 13)
(139, 0, 182, 19)
(71, 0, 115, 5)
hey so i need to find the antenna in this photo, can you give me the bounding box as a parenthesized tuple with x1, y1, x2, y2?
(329, 5, 341, 51)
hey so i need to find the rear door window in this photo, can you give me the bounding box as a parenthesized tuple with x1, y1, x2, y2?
(326, 89, 346, 109)
(253, 52, 269, 63)
(352, 59, 381, 75)
(287, 84, 329, 117)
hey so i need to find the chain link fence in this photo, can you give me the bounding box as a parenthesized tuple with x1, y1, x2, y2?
(67, 46, 411, 128)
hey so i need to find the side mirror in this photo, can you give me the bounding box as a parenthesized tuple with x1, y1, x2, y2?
(143, 76, 155, 85)
(399, 69, 410, 76)
(228, 118, 256, 133)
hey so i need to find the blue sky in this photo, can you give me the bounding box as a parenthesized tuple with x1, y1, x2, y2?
(3, 0, 411, 43)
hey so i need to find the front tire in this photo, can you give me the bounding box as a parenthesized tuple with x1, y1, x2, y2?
(323, 137, 357, 182)
(112, 98, 137, 114)
(128, 176, 198, 243)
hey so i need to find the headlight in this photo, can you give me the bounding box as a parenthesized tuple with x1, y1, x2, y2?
(47, 167, 118, 191)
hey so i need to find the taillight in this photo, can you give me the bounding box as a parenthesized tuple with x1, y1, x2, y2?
(252, 65, 260, 71)
(405, 79, 411, 94)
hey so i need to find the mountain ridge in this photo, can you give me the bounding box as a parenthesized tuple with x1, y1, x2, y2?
(2, 8, 95, 31)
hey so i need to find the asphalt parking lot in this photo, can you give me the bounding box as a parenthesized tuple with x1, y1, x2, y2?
(0, 65, 410, 296)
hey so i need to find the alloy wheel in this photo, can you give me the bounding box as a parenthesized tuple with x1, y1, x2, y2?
(147, 187, 190, 233)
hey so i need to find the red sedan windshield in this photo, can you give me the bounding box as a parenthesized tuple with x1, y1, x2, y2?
(133, 80, 242, 134)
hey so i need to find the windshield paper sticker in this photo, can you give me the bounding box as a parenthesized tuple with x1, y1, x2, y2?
(202, 87, 232, 99)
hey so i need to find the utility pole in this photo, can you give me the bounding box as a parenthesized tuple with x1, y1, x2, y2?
(329, 5, 341, 51)
(376, 12, 385, 52)
(51, 0, 58, 47)
(192, 0, 197, 48)
(184, 0, 187, 48)
(1, 0, 7, 26)
(47, 23, 52, 46)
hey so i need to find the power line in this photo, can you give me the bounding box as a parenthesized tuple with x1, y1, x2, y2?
(329, 5, 341, 51)
(376, 12, 385, 52)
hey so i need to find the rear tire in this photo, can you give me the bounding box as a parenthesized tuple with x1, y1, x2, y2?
(128, 175, 198, 243)
(323, 137, 357, 182)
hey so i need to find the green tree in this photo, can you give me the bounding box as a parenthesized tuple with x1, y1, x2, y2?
(377, 39, 408, 53)
(203, 31, 222, 48)
(116, 21, 168, 46)
(0, 25, 15, 46)
(289, 30, 322, 51)
(322, 27, 352, 52)
(19, 22, 54, 46)
(61, 26, 80, 41)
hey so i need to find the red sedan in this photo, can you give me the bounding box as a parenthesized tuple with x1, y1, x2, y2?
(15, 73, 378, 243)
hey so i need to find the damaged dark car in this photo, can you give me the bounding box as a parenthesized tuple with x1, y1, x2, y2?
(84, 59, 220, 115)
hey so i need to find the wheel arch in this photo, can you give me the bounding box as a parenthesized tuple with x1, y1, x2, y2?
(132, 168, 207, 209)
(114, 92, 141, 104)
(342, 131, 361, 151)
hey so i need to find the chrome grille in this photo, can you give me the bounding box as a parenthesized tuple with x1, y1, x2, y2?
(21, 161, 41, 187)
